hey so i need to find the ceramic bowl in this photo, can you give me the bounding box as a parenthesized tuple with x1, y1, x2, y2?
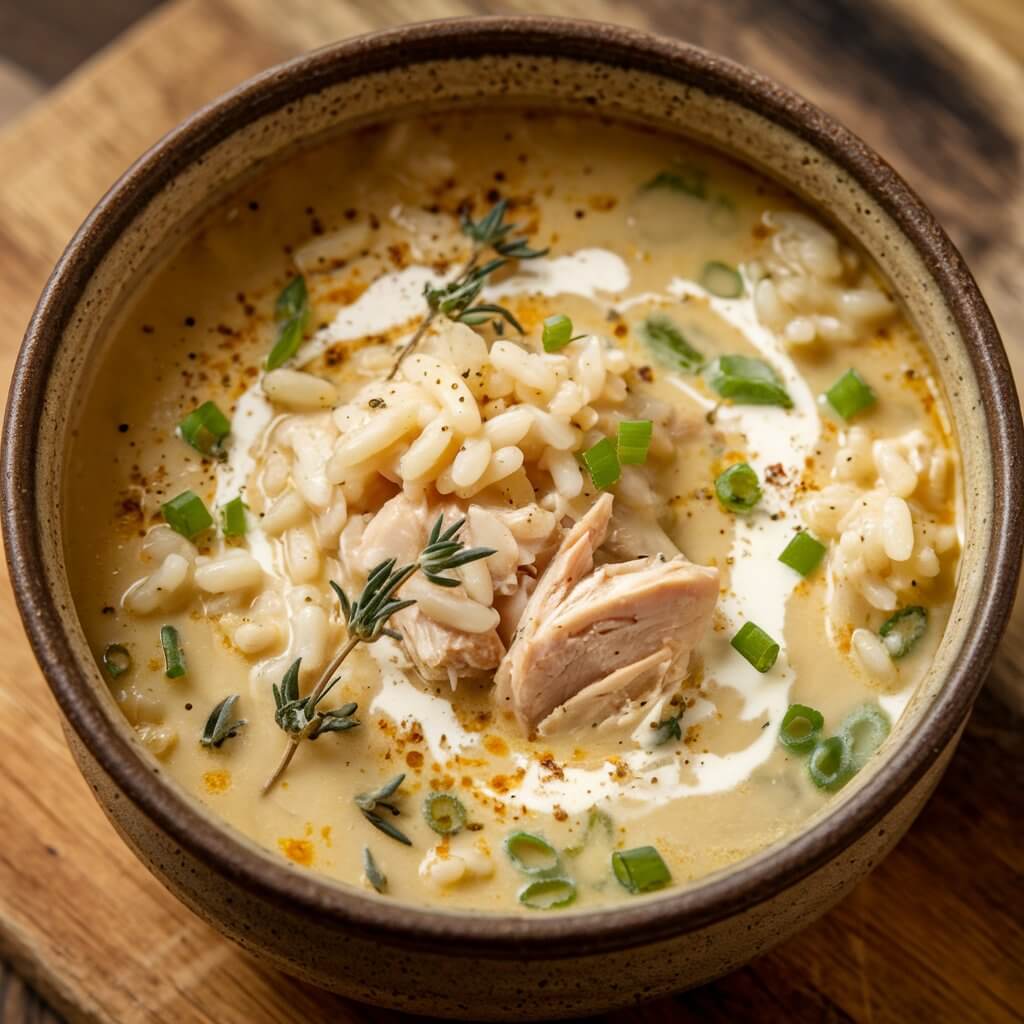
(4, 17, 1022, 1020)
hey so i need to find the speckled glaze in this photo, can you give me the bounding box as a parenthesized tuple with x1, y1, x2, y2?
(4, 18, 1022, 1019)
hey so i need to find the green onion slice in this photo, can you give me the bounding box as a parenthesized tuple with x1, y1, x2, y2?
(642, 167, 707, 199)
(879, 606, 927, 659)
(565, 807, 614, 856)
(178, 401, 230, 457)
(714, 462, 762, 514)
(612, 846, 672, 894)
(363, 847, 387, 894)
(220, 496, 248, 538)
(102, 643, 131, 678)
(582, 437, 620, 490)
(778, 703, 825, 754)
(778, 530, 827, 577)
(825, 369, 876, 421)
(617, 419, 653, 465)
(701, 261, 743, 298)
(422, 792, 467, 836)
(731, 621, 780, 673)
(839, 704, 891, 771)
(162, 490, 213, 539)
(706, 355, 793, 408)
(266, 275, 310, 370)
(518, 877, 577, 910)
(636, 313, 704, 373)
(504, 832, 560, 875)
(808, 735, 853, 791)
(160, 625, 186, 679)
(542, 313, 579, 352)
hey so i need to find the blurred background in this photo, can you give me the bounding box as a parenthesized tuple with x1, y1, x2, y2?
(0, 2, 1020, 1022)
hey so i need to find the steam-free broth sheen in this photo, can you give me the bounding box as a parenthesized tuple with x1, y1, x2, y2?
(67, 111, 959, 911)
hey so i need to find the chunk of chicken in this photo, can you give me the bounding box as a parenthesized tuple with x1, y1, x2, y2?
(494, 494, 719, 735)
(351, 493, 504, 683)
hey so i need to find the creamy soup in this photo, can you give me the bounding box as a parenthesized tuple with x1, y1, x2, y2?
(67, 110, 959, 911)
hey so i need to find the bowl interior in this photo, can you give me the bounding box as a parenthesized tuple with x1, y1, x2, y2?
(7, 19, 1019, 945)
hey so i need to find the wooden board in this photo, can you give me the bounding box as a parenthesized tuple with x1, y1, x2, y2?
(0, 1, 1021, 1021)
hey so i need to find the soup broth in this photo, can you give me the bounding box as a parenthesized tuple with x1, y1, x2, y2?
(67, 110, 959, 912)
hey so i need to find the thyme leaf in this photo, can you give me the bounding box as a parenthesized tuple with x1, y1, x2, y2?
(200, 694, 247, 749)
(387, 200, 547, 379)
(357, 774, 412, 846)
(651, 714, 682, 747)
(363, 847, 387, 893)
(261, 515, 493, 795)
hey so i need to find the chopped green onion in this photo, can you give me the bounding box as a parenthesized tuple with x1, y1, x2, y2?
(542, 313, 579, 352)
(565, 807, 614, 856)
(582, 437, 620, 490)
(363, 847, 386, 893)
(778, 704, 824, 754)
(701, 261, 743, 298)
(220, 496, 248, 538)
(714, 462, 762, 514)
(612, 846, 671, 894)
(778, 530, 827, 577)
(706, 355, 793, 408)
(266, 275, 310, 370)
(162, 490, 213, 539)
(807, 735, 853, 791)
(178, 401, 230, 457)
(617, 419, 653, 465)
(160, 625, 186, 679)
(504, 832, 560, 875)
(650, 714, 682, 747)
(879, 606, 927, 658)
(731, 621, 780, 673)
(422, 792, 467, 836)
(518, 877, 577, 910)
(636, 313, 704, 373)
(825, 369, 876, 421)
(642, 167, 707, 199)
(102, 643, 131, 678)
(839, 704, 891, 771)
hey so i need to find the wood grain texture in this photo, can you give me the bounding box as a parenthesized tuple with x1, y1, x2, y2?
(0, 1, 1021, 1022)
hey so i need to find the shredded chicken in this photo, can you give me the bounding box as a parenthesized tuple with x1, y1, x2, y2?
(494, 494, 719, 735)
(351, 493, 505, 683)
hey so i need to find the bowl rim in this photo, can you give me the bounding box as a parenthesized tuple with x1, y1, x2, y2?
(4, 14, 1022, 958)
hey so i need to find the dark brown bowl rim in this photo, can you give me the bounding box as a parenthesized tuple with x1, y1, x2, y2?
(4, 15, 1022, 959)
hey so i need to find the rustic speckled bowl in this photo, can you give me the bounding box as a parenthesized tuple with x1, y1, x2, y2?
(4, 17, 1022, 1020)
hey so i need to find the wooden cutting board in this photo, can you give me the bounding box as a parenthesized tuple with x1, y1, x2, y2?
(0, 2, 1021, 1022)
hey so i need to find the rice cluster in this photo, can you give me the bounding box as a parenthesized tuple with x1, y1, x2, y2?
(750, 210, 896, 346)
(120, 317, 677, 687)
(801, 426, 957, 678)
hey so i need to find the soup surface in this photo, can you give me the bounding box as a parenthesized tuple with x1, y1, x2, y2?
(67, 110, 959, 912)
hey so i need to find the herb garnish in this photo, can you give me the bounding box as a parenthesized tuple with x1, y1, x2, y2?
(261, 515, 494, 794)
(266, 275, 310, 370)
(363, 847, 387, 893)
(387, 199, 547, 379)
(650, 714, 682, 747)
(200, 694, 247, 749)
(356, 773, 411, 846)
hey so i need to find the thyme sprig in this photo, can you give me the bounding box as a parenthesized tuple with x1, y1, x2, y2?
(356, 773, 412, 846)
(387, 199, 547, 379)
(272, 658, 360, 739)
(200, 694, 247, 749)
(261, 515, 494, 794)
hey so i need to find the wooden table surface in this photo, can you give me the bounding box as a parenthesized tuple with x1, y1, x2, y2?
(0, 1, 1022, 1022)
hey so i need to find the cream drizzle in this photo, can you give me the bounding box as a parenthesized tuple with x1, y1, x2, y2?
(214, 253, 910, 818)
